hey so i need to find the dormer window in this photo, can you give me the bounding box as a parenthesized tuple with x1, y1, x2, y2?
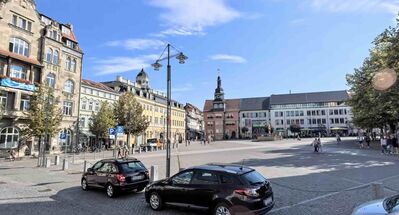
(66, 40, 75, 49)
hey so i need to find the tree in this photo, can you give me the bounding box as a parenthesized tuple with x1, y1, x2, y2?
(114, 92, 149, 148)
(347, 18, 399, 132)
(89, 101, 116, 146)
(289, 124, 301, 136)
(21, 85, 63, 160)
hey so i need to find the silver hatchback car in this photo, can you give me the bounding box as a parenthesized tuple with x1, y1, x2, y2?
(352, 194, 399, 215)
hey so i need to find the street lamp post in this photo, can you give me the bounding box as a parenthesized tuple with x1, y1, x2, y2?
(152, 43, 187, 177)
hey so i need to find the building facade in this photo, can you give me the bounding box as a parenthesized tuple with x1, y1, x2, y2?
(184, 103, 204, 140)
(269, 91, 353, 136)
(0, 0, 83, 155)
(79, 79, 120, 146)
(102, 70, 186, 145)
(203, 76, 240, 141)
(239, 97, 270, 138)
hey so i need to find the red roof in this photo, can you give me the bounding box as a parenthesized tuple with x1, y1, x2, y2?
(203, 99, 241, 112)
(0, 49, 42, 66)
(82, 79, 118, 93)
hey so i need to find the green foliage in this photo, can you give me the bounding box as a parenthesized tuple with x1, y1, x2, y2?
(21, 85, 63, 139)
(347, 20, 399, 130)
(89, 101, 116, 139)
(289, 124, 301, 134)
(114, 92, 149, 141)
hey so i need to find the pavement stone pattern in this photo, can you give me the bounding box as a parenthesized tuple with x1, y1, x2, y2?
(0, 138, 398, 215)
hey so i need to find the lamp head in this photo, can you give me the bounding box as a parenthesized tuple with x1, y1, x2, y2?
(151, 61, 162, 71)
(176, 52, 188, 64)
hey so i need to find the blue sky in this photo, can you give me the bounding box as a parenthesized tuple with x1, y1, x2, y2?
(36, 0, 398, 108)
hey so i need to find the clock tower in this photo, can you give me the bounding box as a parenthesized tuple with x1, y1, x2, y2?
(213, 76, 225, 110)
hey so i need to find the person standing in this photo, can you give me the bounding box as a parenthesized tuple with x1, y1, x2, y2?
(381, 136, 388, 154)
(365, 134, 371, 148)
(358, 134, 365, 149)
(317, 138, 322, 152)
(312, 138, 319, 152)
(336, 133, 341, 144)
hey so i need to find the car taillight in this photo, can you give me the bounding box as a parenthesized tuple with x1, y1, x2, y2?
(116, 174, 125, 182)
(234, 188, 259, 197)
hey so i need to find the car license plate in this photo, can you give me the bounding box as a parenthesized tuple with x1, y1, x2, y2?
(264, 197, 272, 205)
(132, 175, 144, 180)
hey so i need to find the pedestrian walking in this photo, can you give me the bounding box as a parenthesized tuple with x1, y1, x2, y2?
(392, 134, 398, 154)
(336, 134, 341, 144)
(358, 135, 365, 149)
(117, 145, 122, 158)
(312, 138, 319, 152)
(381, 136, 388, 154)
(365, 135, 371, 148)
(9, 149, 15, 161)
(317, 138, 322, 152)
(123, 144, 129, 158)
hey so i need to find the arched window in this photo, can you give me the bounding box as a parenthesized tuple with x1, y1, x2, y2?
(71, 59, 76, 72)
(0, 127, 19, 149)
(46, 48, 53, 63)
(53, 50, 59, 64)
(66, 57, 71, 71)
(9, 37, 29, 57)
(63, 80, 74, 93)
(59, 129, 72, 146)
(46, 73, 55, 88)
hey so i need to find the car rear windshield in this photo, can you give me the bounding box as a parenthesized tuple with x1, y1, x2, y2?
(120, 161, 146, 173)
(241, 170, 266, 185)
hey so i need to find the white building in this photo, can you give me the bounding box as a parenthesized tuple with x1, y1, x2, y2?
(239, 97, 270, 138)
(269, 90, 353, 137)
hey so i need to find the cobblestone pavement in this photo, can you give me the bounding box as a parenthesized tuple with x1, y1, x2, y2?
(0, 138, 398, 215)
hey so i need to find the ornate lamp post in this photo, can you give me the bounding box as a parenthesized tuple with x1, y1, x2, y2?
(151, 44, 187, 177)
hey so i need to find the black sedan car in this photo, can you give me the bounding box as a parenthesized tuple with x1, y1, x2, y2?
(145, 164, 274, 215)
(81, 158, 149, 198)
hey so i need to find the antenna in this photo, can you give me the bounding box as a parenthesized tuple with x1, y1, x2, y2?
(240, 159, 245, 170)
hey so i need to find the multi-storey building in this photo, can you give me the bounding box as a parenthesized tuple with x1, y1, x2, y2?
(239, 97, 270, 138)
(102, 70, 186, 145)
(79, 79, 120, 146)
(0, 0, 83, 155)
(184, 103, 204, 140)
(269, 91, 353, 136)
(203, 76, 240, 140)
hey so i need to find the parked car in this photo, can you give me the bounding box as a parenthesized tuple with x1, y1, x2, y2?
(81, 158, 149, 198)
(145, 164, 274, 215)
(352, 194, 399, 215)
(141, 138, 162, 151)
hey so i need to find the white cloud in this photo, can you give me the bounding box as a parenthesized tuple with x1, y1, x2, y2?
(93, 55, 158, 75)
(105, 39, 166, 50)
(309, 0, 399, 15)
(149, 0, 241, 36)
(210, 54, 247, 63)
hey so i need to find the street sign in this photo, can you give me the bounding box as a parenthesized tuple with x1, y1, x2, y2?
(60, 132, 67, 145)
(116, 126, 124, 137)
(109, 128, 116, 139)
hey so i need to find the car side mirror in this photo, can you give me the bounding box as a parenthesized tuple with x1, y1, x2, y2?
(86, 168, 94, 173)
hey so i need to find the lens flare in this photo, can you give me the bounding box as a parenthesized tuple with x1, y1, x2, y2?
(372, 68, 397, 91)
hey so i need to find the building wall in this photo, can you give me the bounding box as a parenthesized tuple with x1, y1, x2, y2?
(0, 0, 83, 154)
(240, 110, 270, 138)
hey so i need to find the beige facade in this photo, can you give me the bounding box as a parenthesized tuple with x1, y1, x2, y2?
(79, 79, 120, 145)
(0, 0, 83, 155)
(102, 71, 186, 145)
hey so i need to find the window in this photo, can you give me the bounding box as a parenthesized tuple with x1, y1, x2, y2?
(88, 101, 93, 110)
(191, 171, 219, 185)
(0, 127, 19, 149)
(92, 161, 104, 171)
(0, 92, 7, 109)
(94, 102, 100, 111)
(80, 117, 85, 127)
(63, 80, 74, 93)
(66, 40, 74, 48)
(172, 171, 193, 185)
(9, 37, 29, 57)
(63, 101, 73, 116)
(71, 59, 76, 72)
(66, 57, 71, 71)
(220, 175, 234, 184)
(11, 15, 32, 32)
(46, 48, 53, 62)
(81, 100, 87, 110)
(10, 65, 27, 79)
(46, 73, 55, 88)
(53, 50, 59, 64)
(20, 95, 30, 111)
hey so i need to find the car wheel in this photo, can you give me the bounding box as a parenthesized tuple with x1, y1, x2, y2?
(81, 178, 89, 191)
(214, 202, 232, 215)
(106, 183, 116, 198)
(149, 192, 163, 211)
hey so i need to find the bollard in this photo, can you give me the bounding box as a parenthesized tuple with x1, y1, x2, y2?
(132, 147, 135, 155)
(371, 183, 384, 199)
(113, 149, 116, 158)
(151, 146, 154, 152)
(150, 165, 158, 182)
(55, 155, 60, 166)
(72, 153, 75, 164)
(94, 151, 96, 160)
(185, 141, 187, 147)
(83, 160, 87, 173)
(45, 157, 51, 168)
(138, 147, 142, 154)
(176, 143, 179, 149)
(144, 146, 147, 153)
(62, 159, 68, 170)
